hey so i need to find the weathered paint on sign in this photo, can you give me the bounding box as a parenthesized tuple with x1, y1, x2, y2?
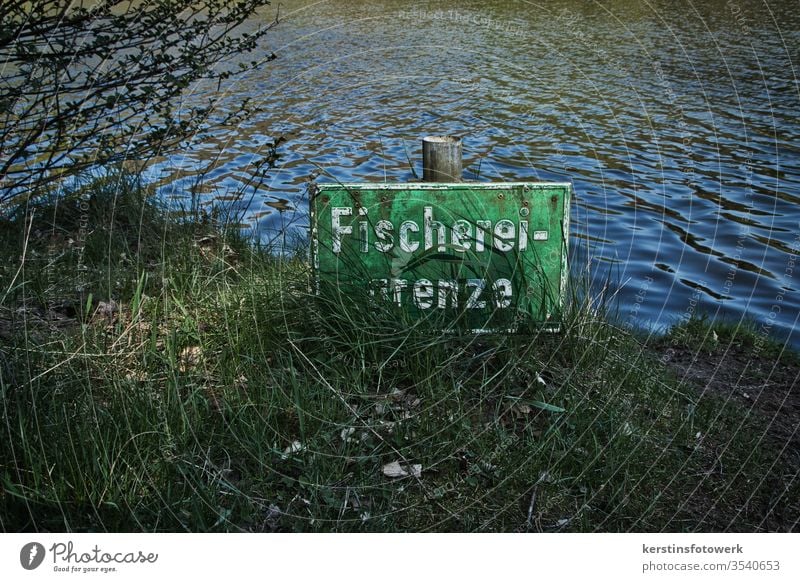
(311, 183, 571, 331)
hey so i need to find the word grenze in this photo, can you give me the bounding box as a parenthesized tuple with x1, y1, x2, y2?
(330, 205, 548, 310)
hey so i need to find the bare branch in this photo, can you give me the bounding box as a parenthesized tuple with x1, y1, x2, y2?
(0, 0, 277, 202)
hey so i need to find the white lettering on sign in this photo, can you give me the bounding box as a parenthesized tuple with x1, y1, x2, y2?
(451, 220, 472, 252)
(400, 220, 420, 252)
(424, 206, 447, 252)
(438, 280, 458, 308)
(374, 220, 394, 252)
(493, 278, 513, 308)
(333, 206, 548, 255)
(392, 278, 407, 304)
(466, 278, 487, 309)
(493, 219, 515, 252)
(369, 278, 514, 310)
(519, 220, 529, 251)
(331, 207, 353, 254)
(475, 220, 491, 252)
(358, 207, 369, 253)
(413, 278, 434, 308)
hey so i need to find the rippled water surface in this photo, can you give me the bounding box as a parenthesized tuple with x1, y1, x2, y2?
(151, 0, 800, 344)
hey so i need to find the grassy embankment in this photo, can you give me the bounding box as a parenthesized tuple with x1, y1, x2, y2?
(1, 174, 797, 532)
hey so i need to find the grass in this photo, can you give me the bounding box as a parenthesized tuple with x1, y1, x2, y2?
(1, 174, 797, 532)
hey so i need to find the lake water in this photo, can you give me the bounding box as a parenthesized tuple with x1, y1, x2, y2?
(149, 0, 800, 346)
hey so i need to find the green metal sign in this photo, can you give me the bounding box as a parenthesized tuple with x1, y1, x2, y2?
(311, 182, 571, 331)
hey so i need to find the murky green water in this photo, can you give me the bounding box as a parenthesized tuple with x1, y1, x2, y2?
(151, 0, 800, 344)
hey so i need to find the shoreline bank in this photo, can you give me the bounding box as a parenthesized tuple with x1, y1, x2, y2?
(1, 178, 797, 532)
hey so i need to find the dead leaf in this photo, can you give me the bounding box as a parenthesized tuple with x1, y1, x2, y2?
(262, 504, 282, 532)
(91, 299, 119, 325)
(223, 243, 238, 263)
(514, 403, 532, 415)
(125, 370, 148, 382)
(97, 300, 118, 317)
(382, 461, 422, 479)
(196, 234, 218, 247)
(340, 427, 356, 442)
(281, 440, 305, 459)
(377, 420, 396, 434)
(178, 345, 203, 372)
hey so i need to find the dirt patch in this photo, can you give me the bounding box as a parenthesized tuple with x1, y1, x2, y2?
(650, 338, 800, 531)
(655, 340, 799, 454)
(0, 303, 78, 343)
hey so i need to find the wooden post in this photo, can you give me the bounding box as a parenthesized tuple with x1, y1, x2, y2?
(422, 136, 462, 182)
